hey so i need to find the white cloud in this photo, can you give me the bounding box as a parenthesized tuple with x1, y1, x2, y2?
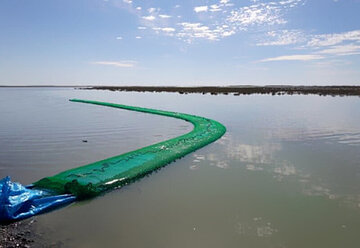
(209, 4, 222, 12)
(116, 36, 123, 40)
(317, 44, 360, 56)
(257, 29, 360, 62)
(92, 61, 136, 68)
(194, 6, 208, 13)
(256, 29, 360, 63)
(123, 0, 304, 43)
(279, 0, 300, 5)
(142, 15, 156, 21)
(257, 30, 305, 46)
(256, 30, 360, 50)
(226, 1, 302, 28)
(260, 54, 324, 62)
(148, 7, 156, 13)
(177, 23, 218, 41)
(162, 27, 175, 32)
(258, 29, 360, 48)
(153, 27, 176, 33)
(174, 0, 304, 43)
(159, 14, 171, 18)
(222, 30, 235, 37)
(138, 26, 147, 30)
(308, 30, 360, 47)
(123, 0, 132, 4)
(135, 36, 142, 39)
(175, 22, 236, 42)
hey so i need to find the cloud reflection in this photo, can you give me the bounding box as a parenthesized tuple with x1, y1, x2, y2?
(190, 129, 360, 209)
(235, 216, 278, 238)
(268, 128, 360, 146)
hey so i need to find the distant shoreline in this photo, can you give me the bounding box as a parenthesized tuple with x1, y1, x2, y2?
(0, 85, 84, 88)
(80, 85, 360, 97)
(1, 85, 360, 97)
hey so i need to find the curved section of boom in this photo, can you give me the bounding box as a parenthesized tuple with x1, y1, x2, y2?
(34, 99, 226, 198)
(1, 99, 226, 222)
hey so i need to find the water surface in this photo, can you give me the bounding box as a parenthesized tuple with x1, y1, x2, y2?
(1, 88, 360, 247)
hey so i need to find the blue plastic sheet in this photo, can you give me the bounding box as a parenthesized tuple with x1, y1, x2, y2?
(0, 177, 76, 223)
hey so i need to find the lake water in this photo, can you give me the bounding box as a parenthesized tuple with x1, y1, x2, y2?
(1, 88, 360, 248)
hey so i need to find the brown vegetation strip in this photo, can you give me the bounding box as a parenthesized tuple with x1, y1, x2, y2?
(80, 86, 360, 97)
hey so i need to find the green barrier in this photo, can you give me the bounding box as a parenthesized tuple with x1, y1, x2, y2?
(34, 99, 226, 199)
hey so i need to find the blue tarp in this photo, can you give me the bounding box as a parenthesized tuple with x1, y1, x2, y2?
(0, 177, 75, 223)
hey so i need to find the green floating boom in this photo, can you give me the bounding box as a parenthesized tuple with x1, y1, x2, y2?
(34, 99, 226, 199)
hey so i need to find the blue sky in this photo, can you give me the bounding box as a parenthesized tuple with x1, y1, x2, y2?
(1, 0, 360, 86)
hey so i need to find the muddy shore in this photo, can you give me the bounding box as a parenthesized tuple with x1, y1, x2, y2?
(0, 219, 62, 248)
(81, 85, 360, 97)
(0, 220, 36, 248)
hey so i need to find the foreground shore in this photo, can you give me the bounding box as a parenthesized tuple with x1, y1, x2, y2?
(81, 85, 360, 97)
(0, 220, 36, 248)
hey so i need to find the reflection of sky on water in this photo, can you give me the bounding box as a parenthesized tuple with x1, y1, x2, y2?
(2, 89, 360, 247)
(267, 128, 360, 146)
(211, 133, 296, 178)
(234, 215, 278, 239)
(191, 121, 360, 209)
(227, 142, 281, 165)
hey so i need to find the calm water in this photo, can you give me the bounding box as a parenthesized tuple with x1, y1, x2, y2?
(1, 88, 360, 248)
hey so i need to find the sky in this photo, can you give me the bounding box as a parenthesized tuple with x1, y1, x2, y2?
(1, 0, 360, 86)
